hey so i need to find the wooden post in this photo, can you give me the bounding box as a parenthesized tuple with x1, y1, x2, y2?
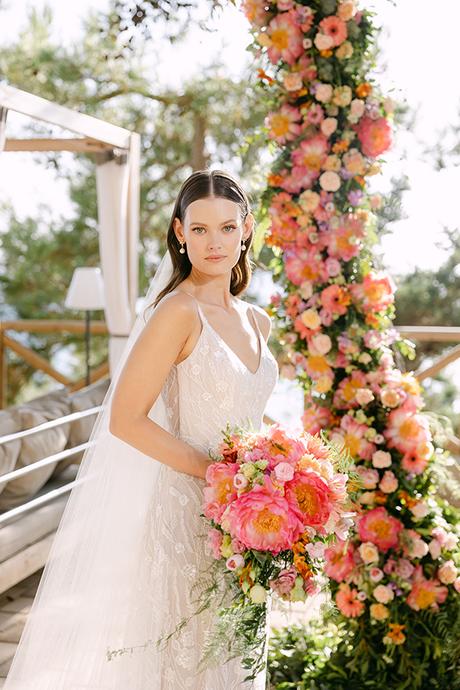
(0, 326, 6, 409)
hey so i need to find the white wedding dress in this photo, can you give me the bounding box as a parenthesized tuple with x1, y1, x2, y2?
(5, 292, 279, 690)
(139, 293, 279, 689)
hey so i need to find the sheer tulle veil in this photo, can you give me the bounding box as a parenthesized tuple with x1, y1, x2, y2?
(4, 250, 178, 689)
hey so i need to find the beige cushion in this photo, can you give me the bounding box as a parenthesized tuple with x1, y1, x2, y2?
(0, 412, 21, 498)
(0, 407, 68, 511)
(59, 378, 110, 470)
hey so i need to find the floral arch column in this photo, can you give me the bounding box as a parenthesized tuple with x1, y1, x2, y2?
(241, 0, 460, 685)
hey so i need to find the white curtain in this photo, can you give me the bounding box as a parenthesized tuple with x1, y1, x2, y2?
(95, 132, 140, 375)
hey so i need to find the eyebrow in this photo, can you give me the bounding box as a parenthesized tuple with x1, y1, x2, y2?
(189, 219, 238, 226)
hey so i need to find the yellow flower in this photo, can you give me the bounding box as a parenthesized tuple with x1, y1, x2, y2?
(370, 603, 389, 620)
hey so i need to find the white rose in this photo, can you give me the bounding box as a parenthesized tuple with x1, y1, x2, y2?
(320, 117, 338, 137)
(410, 501, 429, 519)
(438, 560, 457, 585)
(359, 541, 379, 564)
(372, 450, 392, 468)
(428, 539, 442, 560)
(319, 171, 341, 192)
(314, 32, 334, 51)
(355, 388, 374, 406)
(315, 83, 333, 103)
(373, 584, 394, 604)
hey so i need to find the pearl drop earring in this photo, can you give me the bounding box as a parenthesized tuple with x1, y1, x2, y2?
(179, 242, 186, 254)
(241, 240, 246, 250)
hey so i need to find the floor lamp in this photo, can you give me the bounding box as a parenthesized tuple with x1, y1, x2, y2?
(65, 267, 105, 387)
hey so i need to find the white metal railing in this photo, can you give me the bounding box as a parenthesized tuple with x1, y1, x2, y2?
(0, 405, 102, 526)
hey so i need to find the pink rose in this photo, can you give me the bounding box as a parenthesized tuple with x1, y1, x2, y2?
(356, 466, 379, 489)
(356, 388, 374, 406)
(395, 558, 414, 580)
(369, 567, 384, 582)
(274, 461, 295, 482)
(226, 554, 245, 571)
(379, 470, 398, 494)
(269, 566, 297, 595)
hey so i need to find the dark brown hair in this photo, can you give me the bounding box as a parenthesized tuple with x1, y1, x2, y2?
(143, 168, 254, 320)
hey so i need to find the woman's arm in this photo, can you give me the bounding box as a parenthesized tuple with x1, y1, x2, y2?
(109, 292, 210, 480)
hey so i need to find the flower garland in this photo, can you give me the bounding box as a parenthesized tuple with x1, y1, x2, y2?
(241, 0, 460, 684)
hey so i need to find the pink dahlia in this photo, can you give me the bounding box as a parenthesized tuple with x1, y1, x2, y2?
(357, 506, 403, 552)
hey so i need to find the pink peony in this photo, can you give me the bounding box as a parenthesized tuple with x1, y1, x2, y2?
(407, 564, 448, 611)
(266, 12, 305, 66)
(357, 506, 403, 552)
(285, 470, 333, 528)
(324, 539, 355, 582)
(355, 116, 392, 158)
(203, 463, 239, 522)
(225, 475, 304, 554)
(384, 403, 431, 454)
(207, 528, 223, 559)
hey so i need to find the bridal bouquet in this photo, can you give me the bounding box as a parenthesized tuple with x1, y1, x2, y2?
(186, 421, 356, 681)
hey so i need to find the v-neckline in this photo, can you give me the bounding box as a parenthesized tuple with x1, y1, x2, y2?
(176, 290, 263, 376)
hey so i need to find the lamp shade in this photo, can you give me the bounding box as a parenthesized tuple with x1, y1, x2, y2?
(65, 267, 105, 310)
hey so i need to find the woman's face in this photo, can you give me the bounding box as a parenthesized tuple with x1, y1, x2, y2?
(173, 197, 253, 274)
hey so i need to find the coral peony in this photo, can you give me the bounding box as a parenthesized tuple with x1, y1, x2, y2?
(203, 463, 239, 521)
(357, 506, 403, 552)
(285, 470, 333, 528)
(225, 475, 304, 554)
(355, 115, 392, 158)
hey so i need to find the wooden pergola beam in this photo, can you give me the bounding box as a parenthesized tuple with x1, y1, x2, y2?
(4, 138, 115, 153)
(0, 84, 132, 149)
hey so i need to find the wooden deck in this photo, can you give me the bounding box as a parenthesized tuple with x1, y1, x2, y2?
(0, 569, 43, 687)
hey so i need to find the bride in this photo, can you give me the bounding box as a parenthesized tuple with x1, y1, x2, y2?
(4, 168, 279, 689)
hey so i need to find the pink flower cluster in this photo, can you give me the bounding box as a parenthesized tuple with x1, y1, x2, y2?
(202, 422, 354, 604)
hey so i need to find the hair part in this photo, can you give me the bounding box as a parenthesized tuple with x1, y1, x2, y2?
(143, 168, 254, 321)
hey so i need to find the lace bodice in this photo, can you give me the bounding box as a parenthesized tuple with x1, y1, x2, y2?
(164, 293, 279, 454)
